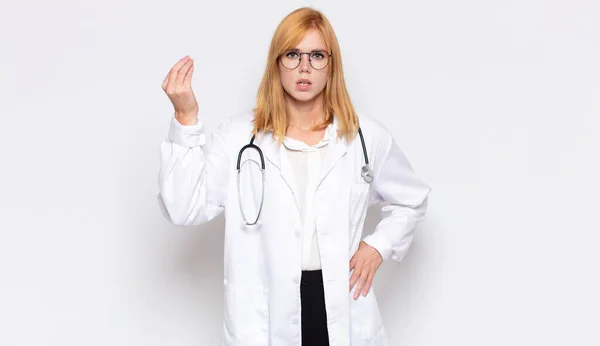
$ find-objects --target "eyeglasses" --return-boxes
[279,50,332,70]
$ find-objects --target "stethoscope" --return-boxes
[236,127,373,225]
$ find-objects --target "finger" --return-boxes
[362,272,374,296]
[171,55,190,73]
[173,58,192,88]
[162,72,169,90]
[177,59,193,86]
[162,58,180,90]
[183,61,194,87]
[353,274,365,300]
[349,269,360,291]
[167,56,191,90]
[349,256,356,270]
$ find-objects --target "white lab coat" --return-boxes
[157,110,431,346]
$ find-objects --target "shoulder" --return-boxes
[205,110,255,154]
[355,111,394,148]
[228,110,255,128]
[211,109,255,138]
[353,111,413,172]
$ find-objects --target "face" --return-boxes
[278,29,330,105]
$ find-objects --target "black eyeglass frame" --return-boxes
[279,50,333,70]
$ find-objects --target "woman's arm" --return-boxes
[157,114,231,226]
[361,130,432,262]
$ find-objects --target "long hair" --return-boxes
[252,7,358,143]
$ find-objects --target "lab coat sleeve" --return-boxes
[361,131,432,262]
[157,114,231,226]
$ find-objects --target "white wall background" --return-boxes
[1,0,599,345]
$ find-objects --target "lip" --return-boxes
[296,79,312,84]
[296,79,312,91]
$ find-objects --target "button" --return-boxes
[293,276,300,284]
[291,316,300,324]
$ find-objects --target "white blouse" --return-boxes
[281,123,334,271]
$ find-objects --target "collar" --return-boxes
[253,113,347,189]
[281,121,334,152]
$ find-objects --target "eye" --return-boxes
[285,51,299,59]
[311,51,326,59]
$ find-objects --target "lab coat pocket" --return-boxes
[349,183,371,226]
[349,288,385,344]
[223,281,269,344]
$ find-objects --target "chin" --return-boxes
[286,89,324,104]
[293,93,317,103]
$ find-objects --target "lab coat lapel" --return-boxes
[255,131,281,171]
[316,115,347,190]
[255,131,301,215]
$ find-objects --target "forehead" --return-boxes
[292,29,327,51]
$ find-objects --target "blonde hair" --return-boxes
[252,7,358,143]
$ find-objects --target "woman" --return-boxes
[158,7,431,346]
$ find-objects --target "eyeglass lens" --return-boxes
[280,50,330,70]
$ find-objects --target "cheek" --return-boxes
[313,71,329,90]
[278,69,294,89]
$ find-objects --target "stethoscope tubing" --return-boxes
[236,127,371,225]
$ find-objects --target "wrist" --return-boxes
[175,111,198,126]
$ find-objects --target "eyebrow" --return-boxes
[289,47,327,52]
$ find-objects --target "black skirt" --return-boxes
[300,269,330,346]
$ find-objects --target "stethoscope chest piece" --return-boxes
[361,165,374,183]
[357,127,373,184]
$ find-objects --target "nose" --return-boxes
[298,53,311,72]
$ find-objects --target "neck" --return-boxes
[284,92,326,130]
